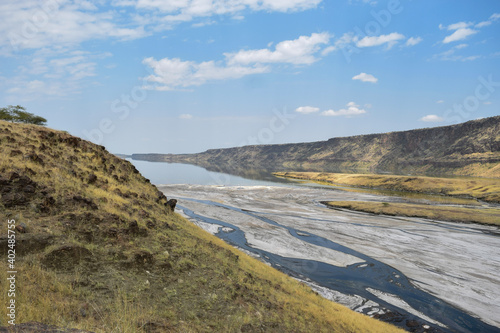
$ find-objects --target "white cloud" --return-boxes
[179,114,193,119]
[443,28,478,44]
[295,106,319,114]
[321,45,336,56]
[483,101,492,105]
[441,14,500,41]
[420,114,444,122]
[436,100,444,104]
[463,55,480,61]
[445,22,473,30]
[321,102,366,117]
[0,0,324,55]
[143,57,268,90]
[439,15,500,44]
[192,20,217,28]
[405,37,422,47]
[225,32,331,65]
[475,13,500,28]
[7,78,80,99]
[433,43,480,62]
[0,0,326,98]
[48,55,98,80]
[251,0,323,12]
[352,72,378,83]
[116,0,322,27]
[475,21,492,28]
[134,0,323,13]
[6,49,109,97]
[0,0,146,55]
[143,33,333,90]
[490,13,500,20]
[349,0,377,5]
[330,31,409,52]
[333,32,356,49]
[356,32,405,49]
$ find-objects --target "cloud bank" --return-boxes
[143,32,332,90]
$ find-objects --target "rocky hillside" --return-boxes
[0,120,401,332]
[132,116,500,178]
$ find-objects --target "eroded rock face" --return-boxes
[127,221,148,236]
[134,250,154,266]
[166,199,177,211]
[0,322,94,332]
[71,196,98,210]
[61,136,82,148]
[0,173,38,208]
[25,153,45,165]
[0,234,55,256]
[42,245,93,270]
[87,173,97,185]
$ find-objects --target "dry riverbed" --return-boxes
[160,184,500,331]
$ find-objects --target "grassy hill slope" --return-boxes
[0,120,402,332]
[132,116,500,178]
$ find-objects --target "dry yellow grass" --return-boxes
[323,201,500,226]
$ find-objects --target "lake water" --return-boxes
[129,160,484,206]
[129,159,291,186]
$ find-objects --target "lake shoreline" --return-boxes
[274,171,500,204]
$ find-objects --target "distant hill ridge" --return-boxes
[132,116,500,178]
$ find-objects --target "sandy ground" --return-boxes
[160,184,500,328]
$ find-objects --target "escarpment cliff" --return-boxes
[132,116,500,178]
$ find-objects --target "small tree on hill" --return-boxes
[0,105,47,126]
[0,108,14,122]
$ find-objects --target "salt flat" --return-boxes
[160,184,500,329]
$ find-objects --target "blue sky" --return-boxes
[1,0,499,154]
